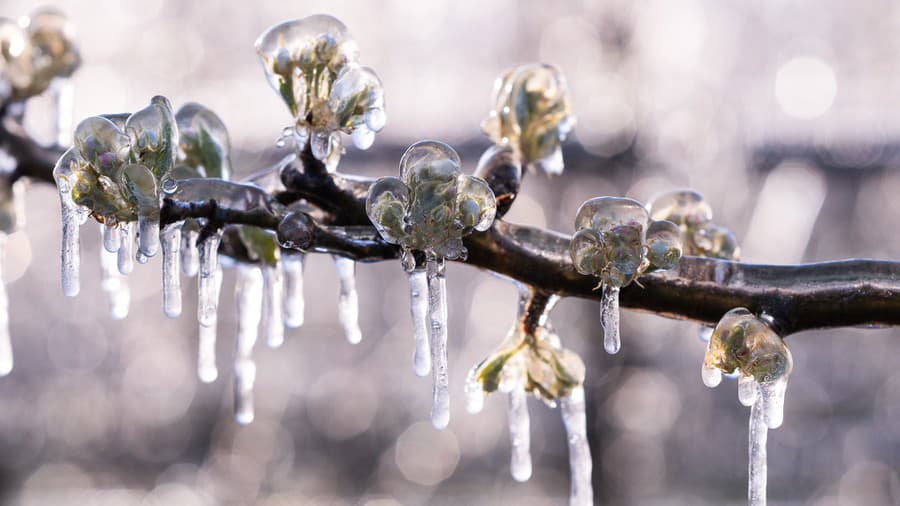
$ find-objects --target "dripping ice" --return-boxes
[261,262,285,348]
[600,284,620,354]
[561,387,593,506]
[426,257,450,429]
[333,255,362,344]
[197,267,222,384]
[161,223,183,317]
[197,231,223,328]
[507,386,532,482]
[99,226,130,320]
[407,269,431,377]
[234,264,263,424]
[282,252,305,328]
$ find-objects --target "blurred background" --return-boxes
[3,0,900,504]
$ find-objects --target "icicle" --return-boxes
[332,255,362,344]
[738,373,759,407]
[58,184,81,297]
[701,362,723,388]
[748,399,768,506]
[758,378,788,430]
[600,284,620,354]
[0,234,12,376]
[561,387,593,506]
[181,225,200,277]
[426,256,450,429]
[117,222,134,275]
[261,263,285,348]
[99,227,130,320]
[464,367,484,414]
[508,386,532,482]
[234,264,263,424]
[161,222,182,318]
[137,212,160,259]
[282,252,305,328]
[698,325,713,342]
[408,269,431,377]
[197,230,223,328]
[52,78,75,146]
[102,223,120,252]
[197,267,223,384]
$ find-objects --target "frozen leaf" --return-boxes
[175,102,232,180]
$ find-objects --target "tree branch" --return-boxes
[5,119,900,337]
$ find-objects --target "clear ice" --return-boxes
[282,252,305,328]
[181,225,200,277]
[561,387,594,506]
[234,264,263,424]
[427,257,450,429]
[407,269,431,377]
[748,398,767,506]
[508,386,532,482]
[99,227,130,320]
[54,156,82,297]
[261,263,285,348]
[600,284,620,354]
[333,255,362,344]
[464,367,484,414]
[117,222,134,275]
[197,267,222,384]
[197,230,223,328]
[161,222,182,318]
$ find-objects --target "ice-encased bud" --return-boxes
[646,219,682,271]
[481,63,575,174]
[255,16,383,165]
[0,8,80,101]
[692,223,741,261]
[175,102,232,180]
[571,196,649,287]
[702,308,793,385]
[365,140,496,261]
[126,96,178,179]
[647,189,712,228]
[255,15,359,119]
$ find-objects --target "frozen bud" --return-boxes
[703,308,792,384]
[647,189,713,228]
[571,196,649,287]
[692,223,741,261]
[646,219,683,271]
[175,102,232,180]
[126,96,178,179]
[481,63,575,174]
[277,211,315,251]
[0,8,80,100]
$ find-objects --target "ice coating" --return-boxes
[254,15,385,163]
[508,386,532,482]
[282,252,305,328]
[366,140,497,262]
[102,222,119,252]
[197,267,222,384]
[427,257,450,429]
[234,264,263,424]
[0,8,80,101]
[561,387,594,506]
[52,148,84,296]
[647,189,741,261]
[333,255,362,344]
[261,263,285,348]
[197,230,223,328]
[407,269,431,376]
[0,234,11,375]
[481,63,575,174]
[701,308,792,506]
[99,228,130,320]
[175,102,232,180]
[161,222,182,318]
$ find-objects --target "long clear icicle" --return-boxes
[137,211,160,260]
[282,252,305,328]
[261,263,285,348]
[561,387,594,506]
[0,234,12,376]
[600,284,620,354]
[197,267,222,384]
[181,225,200,277]
[117,222,134,275]
[748,399,768,506]
[58,181,81,297]
[99,227,130,320]
[427,257,450,429]
[408,269,431,377]
[234,264,263,424]
[161,223,182,318]
[198,231,223,328]
[333,255,362,344]
[508,386,532,482]
[102,223,120,253]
